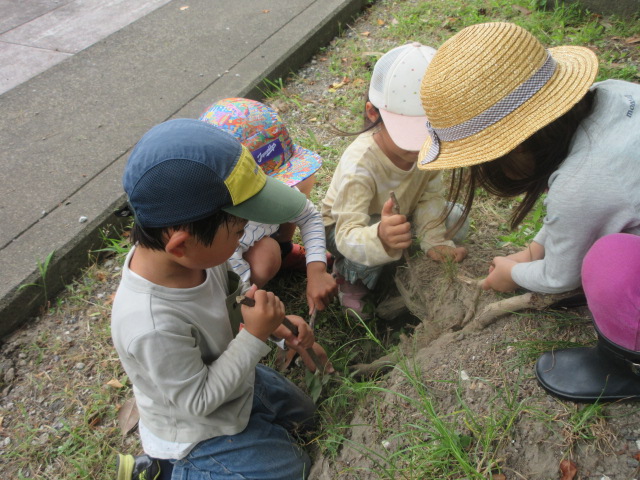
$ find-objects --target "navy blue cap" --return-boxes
[123,119,306,228]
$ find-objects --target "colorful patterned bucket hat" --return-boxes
[199,98,322,187]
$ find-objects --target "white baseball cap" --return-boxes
[369,42,436,151]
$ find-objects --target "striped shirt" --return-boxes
[229,198,327,282]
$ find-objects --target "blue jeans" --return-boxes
[170,365,316,480]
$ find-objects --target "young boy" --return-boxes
[112,119,317,480]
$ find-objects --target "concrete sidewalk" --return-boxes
[0,0,368,337]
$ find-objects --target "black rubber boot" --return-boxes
[535,336,640,402]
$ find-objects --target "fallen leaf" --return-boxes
[88,413,103,428]
[262,9,270,14]
[492,474,506,480]
[329,80,346,90]
[270,98,289,113]
[559,459,577,480]
[118,397,140,437]
[179,5,189,11]
[104,292,116,306]
[391,18,399,25]
[106,378,124,389]
[513,5,532,15]
[377,19,385,26]
[361,31,371,37]
[634,451,640,461]
[441,17,459,29]
[625,36,640,44]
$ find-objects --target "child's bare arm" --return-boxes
[503,241,545,264]
[305,262,337,313]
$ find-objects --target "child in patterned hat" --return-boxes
[200,98,337,315]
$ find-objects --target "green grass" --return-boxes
[18,250,56,308]
[315,355,531,478]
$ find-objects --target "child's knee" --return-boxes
[295,175,316,198]
[245,237,281,286]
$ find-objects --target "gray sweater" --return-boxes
[511,79,640,293]
[111,247,270,445]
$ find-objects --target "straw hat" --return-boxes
[417,22,598,170]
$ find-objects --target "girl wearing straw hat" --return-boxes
[418,22,640,402]
[321,42,468,319]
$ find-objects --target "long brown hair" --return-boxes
[448,89,596,231]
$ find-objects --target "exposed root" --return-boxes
[462,289,584,332]
[348,353,397,379]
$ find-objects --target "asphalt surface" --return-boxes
[0,0,369,337]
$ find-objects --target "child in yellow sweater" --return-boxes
[321,42,468,318]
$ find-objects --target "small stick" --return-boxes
[308,308,317,331]
[236,295,325,373]
[390,191,411,264]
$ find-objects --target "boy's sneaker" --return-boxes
[280,243,308,271]
[116,454,161,480]
[280,244,335,272]
[334,270,372,320]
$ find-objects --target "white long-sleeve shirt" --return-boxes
[111,247,270,455]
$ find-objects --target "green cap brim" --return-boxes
[223,176,306,224]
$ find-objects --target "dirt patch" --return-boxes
[308,236,640,479]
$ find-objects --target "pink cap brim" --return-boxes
[379,109,429,152]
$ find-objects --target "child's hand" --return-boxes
[482,257,519,292]
[273,315,314,349]
[427,245,468,263]
[288,341,336,374]
[378,198,412,251]
[306,262,338,313]
[241,285,285,342]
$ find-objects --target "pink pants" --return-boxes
[582,233,640,351]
